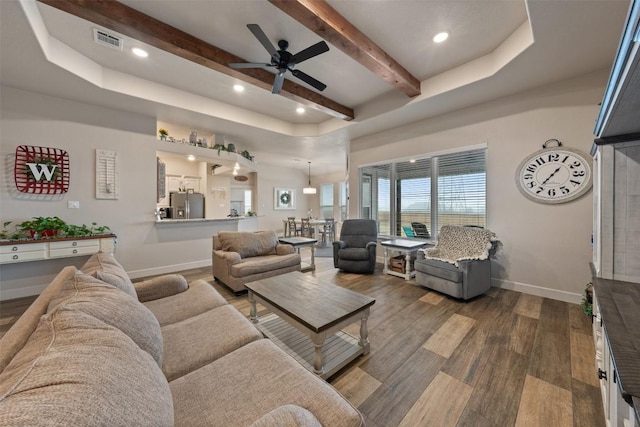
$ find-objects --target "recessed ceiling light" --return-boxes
[187,155,196,161]
[410,159,416,163]
[433,32,449,43]
[233,84,245,93]
[296,107,305,114]
[131,47,149,58]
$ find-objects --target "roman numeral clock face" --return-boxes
[515,147,592,204]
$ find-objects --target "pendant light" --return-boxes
[303,161,317,194]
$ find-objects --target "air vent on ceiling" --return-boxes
[93,28,123,51]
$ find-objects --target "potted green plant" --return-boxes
[212,143,227,155]
[17,216,68,239]
[158,128,169,140]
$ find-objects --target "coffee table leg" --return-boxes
[360,308,371,354]
[312,335,325,375]
[248,291,258,323]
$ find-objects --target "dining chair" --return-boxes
[319,218,335,245]
[300,218,314,238]
[287,217,301,237]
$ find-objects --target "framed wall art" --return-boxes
[14,145,70,194]
[274,188,295,210]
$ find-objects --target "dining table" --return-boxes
[282,219,335,241]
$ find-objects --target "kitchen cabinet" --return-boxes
[0,235,116,265]
[592,281,639,427]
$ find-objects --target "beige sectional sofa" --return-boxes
[0,252,363,426]
[213,230,301,294]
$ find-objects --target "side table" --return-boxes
[279,236,317,272]
[380,239,431,280]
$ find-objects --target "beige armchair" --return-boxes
[212,230,301,294]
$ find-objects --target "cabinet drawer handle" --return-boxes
[72,249,78,254]
[598,368,607,380]
[12,246,18,252]
[72,242,78,247]
[12,254,18,260]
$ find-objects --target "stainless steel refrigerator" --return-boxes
[170,191,205,219]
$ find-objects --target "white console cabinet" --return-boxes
[592,283,640,427]
[0,235,116,264]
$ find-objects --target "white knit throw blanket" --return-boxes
[423,226,498,267]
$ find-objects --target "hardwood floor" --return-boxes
[0,257,604,426]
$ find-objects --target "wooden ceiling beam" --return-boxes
[37,0,354,121]
[269,0,421,98]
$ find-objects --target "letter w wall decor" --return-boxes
[14,145,70,194]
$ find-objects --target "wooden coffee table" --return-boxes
[246,271,375,379]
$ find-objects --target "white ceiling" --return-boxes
[0,0,631,175]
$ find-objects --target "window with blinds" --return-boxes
[339,181,347,221]
[437,149,486,228]
[320,183,334,219]
[396,158,431,237]
[359,147,486,238]
[360,164,390,234]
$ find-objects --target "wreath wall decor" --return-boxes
[274,188,295,210]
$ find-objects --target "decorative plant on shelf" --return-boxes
[0,221,24,240]
[240,150,254,161]
[212,143,227,155]
[580,282,593,317]
[158,128,169,140]
[17,216,68,239]
[247,211,257,217]
[3,217,113,241]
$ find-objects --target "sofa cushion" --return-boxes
[47,271,163,366]
[230,253,301,278]
[134,273,189,302]
[218,231,278,258]
[162,305,263,381]
[249,405,322,427]
[144,279,228,326]
[0,309,173,426]
[170,339,363,427]
[80,252,137,299]
[415,258,462,283]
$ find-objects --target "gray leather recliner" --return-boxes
[333,219,378,274]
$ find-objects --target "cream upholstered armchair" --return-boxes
[414,225,499,300]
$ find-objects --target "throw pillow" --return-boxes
[80,251,137,298]
[218,231,277,258]
[0,310,173,426]
[47,271,163,366]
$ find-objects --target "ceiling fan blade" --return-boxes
[247,24,279,61]
[272,71,286,94]
[291,41,329,64]
[291,69,327,91]
[229,62,271,69]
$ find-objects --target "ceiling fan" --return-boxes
[229,24,329,94]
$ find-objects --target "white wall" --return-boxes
[350,71,608,303]
[0,87,310,299]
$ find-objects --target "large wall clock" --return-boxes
[515,139,592,204]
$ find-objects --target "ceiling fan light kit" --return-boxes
[229,24,329,95]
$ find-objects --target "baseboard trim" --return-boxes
[126,259,211,280]
[1,283,49,301]
[491,278,582,304]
